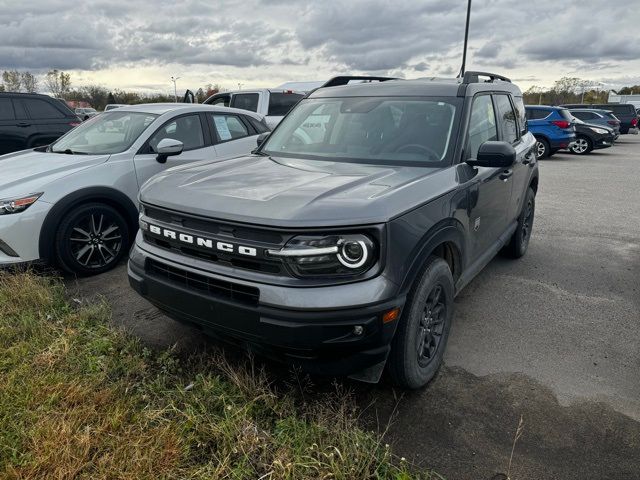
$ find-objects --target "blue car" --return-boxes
[525,105,576,159]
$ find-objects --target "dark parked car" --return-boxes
[525,105,576,158]
[129,72,539,389]
[569,108,620,138]
[562,103,638,134]
[0,93,81,155]
[568,119,615,155]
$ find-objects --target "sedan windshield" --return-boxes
[262,97,461,165]
[51,111,158,155]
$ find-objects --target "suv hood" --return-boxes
[0,149,110,199]
[140,155,456,227]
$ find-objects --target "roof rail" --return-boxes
[319,75,400,89]
[462,71,511,84]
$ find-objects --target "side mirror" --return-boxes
[467,141,516,168]
[256,132,269,148]
[155,138,184,164]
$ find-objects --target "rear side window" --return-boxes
[211,114,249,141]
[24,98,66,119]
[0,98,15,120]
[494,94,518,143]
[467,95,498,159]
[526,108,549,120]
[267,92,303,116]
[230,93,259,112]
[571,111,592,120]
[512,96,527,134]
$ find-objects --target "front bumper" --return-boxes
[593,133,615,150]
[128,239,405,375]
[0,201,51,265]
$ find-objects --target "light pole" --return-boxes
[237,82,244,90]
[170,76,181,103]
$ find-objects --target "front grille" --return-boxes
[147,260,260,306]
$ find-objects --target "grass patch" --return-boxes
[0,272,438,479]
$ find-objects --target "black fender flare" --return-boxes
[38,187,138,263]
[398,219,467,295]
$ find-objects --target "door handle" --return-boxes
[522,148,536,165]
[17,122,31,127]
[500,169,513,181]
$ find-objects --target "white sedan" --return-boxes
[0,103,269,275]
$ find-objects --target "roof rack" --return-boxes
[461,71,511,84]
[319,75,400,89]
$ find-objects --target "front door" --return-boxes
[133,113,216,187]
[464,94,512,261]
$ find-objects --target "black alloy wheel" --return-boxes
[56,203,129,275]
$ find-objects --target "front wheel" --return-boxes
[55,203,130,275]
[570,135,592,155]
[387,256,454,389]
[503,188,535,258]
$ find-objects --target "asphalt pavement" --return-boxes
[67,135,640,480]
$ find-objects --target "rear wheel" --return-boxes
[387,256,454,389]
[503,188,535,258]
[55,203,129,275]
[535,138,550,159]
[570,135,592,155]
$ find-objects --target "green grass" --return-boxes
[0,272,438,479]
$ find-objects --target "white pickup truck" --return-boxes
[202,89,305,129]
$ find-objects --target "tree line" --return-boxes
[0,69,221,110]
[523,77,640,106]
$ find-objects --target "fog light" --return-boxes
[353,325,364,336]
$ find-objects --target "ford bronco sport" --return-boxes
[128,72,539,389]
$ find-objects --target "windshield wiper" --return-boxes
[51,149,88,155]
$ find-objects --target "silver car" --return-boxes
[0,103,268,275]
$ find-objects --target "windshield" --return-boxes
[262,97,461,165]
[50,111,158,155]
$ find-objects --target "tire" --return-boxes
[570,135,592,155]
[55,203,130,275]
[387,256,454,389]
[535,138,550,159]
[503,188,535,259]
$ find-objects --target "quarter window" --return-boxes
[211,114,249,141]
[467,95,498,160]
[494,94,518,143]
[148,114,205,153]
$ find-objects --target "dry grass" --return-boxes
[0,272,437,479]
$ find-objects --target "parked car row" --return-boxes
[524,102,637,158]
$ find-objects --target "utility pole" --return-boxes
[458,0,472,77]
[237,82,244,90]
[170,76,181,103]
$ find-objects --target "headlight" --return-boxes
[0,193,42,215]
[590,127,608,135]
[268,233,376,277]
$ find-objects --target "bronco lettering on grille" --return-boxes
[148,224,257,257]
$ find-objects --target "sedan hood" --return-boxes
[140,155,456,227]
[0,149,109,199]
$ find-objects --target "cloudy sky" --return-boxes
[1,0,638,95]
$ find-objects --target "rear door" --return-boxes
[207,112,259,158]
[133,112,217,186]
[0,97,28,154]
[465,94,512,260]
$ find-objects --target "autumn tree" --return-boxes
[45,69,72,98]
[2,70,21,92]
[20,72,38,93]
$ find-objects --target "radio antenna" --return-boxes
[458,0,472,77]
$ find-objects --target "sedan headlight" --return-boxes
[268,234,376,277]
[0,193,42,215]
[589,127,608,135]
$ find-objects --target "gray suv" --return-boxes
[129,72,539,389]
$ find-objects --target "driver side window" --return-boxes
[467,95,497,160]
[148,114,205,153]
